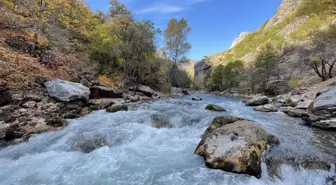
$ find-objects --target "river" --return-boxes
[0,93,335,185]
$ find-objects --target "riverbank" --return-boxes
[0,79,171,147]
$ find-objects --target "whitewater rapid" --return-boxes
[0,93,335,185]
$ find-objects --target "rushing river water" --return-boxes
[0,93,335,185]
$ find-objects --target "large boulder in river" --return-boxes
[89,86,123,99]
[312,85,336,118]
[195,116,279,178]
[244,96,269,106]
[205,104,226,112]
[0,86,11,107]
[44,80,90,102]
[151,114,173,129]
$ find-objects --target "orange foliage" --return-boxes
[98,75,117,89]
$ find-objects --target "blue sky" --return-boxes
[85,0,282,61]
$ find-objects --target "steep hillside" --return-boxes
[209,0,336,66]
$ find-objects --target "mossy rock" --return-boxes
[205,104,226,112]
[106,104,128,113]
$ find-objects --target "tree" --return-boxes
[303,25,336,81]
[222,60,244,89]
[211,64,225,90]
[164,18,191,86]
[254,43,279,93]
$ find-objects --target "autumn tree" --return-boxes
[164,18,191,87]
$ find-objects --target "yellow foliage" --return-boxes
[99,75,117,89]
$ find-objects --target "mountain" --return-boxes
[208,0,336,66]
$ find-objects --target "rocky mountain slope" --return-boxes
[209,0,336,66]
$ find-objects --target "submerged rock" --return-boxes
[44,80,90,102]
[151,114,173,129]
[71,135,109,153]
[195,116,279,178]
[244,96,269,106]
[106,104,128,113]
[254,104,278,112]
[205,104,226,111]
[179,101,192,105]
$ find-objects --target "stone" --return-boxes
[89,98,120,110]
[281,107,308,118]
[310,118,336,130]
[195,116,279,178]
[285,95,302,107]
[23,124,57,141]
[106,104,128,113]
[192,96,202,101]
[296,99,313,109]
[46,117,67,127]
[89,86,123,99]
[312,85,336,117]
[151,114,173,129]
[253,104,278,112]
[44,80,90,102]
[0,124,10,140]
[0,85,11,107]
[244,96,269,106]
[137,85,155,97]
[205,104,226,111]
[22,101,36,108]
[182,89,190,95]
[71,135,109,153]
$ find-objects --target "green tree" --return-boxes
[222,60,244,89]
[211,64,225,90]
[254,43,279,93]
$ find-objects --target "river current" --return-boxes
[0,93,335,185]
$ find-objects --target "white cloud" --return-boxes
[137,5,185,14]
[137,0,210,14]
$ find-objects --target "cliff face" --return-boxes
[208,0,336,66]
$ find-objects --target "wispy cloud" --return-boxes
[137,0,210,14]
[137,5,185,14]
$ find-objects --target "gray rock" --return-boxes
[44,80,90,102]
[205,104,226,111]
[195,116,278,178]
[286,95,302,107]
[22,101,36,108]
[151,114,173,129]
[296,99,313,109]
[311,118,336,130]
[254,104,278,112]
[89,86,123,99]
[244,96,269,106]
[192,96,202,101]
[282,107,308,118]
[313,85,336,117]
[137,85,155,97]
